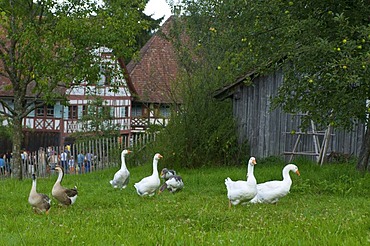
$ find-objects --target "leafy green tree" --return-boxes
[0,0,151,180]
[180,0,370,171]
[72,96,121,140]
[123,12,163,64]
[138,15,248,168]
[0,114,12,144]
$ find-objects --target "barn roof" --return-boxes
[126,16,180,104]
[213,71,257,100]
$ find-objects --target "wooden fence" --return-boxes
[0,133,156,179]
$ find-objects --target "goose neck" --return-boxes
[152,159,159,176]
[31,179,37,193]
[120,153,127,169]
[56,170,64,183]
[247,163,255,176]
[282,168,292,183]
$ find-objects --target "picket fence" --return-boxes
[0,133,156,179]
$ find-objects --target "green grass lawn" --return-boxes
[1,158,369,245]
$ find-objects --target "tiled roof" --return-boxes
[126,16,180,104]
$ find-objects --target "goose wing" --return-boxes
[65,187,78,197]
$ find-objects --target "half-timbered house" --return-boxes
[1,16,183,151]
[0,47,135,151]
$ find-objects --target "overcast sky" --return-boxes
[144,0,172,24]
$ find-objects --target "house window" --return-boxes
[68,105,78,119]
[121,106,129,118]
[160,105,170,117]
[36,107,44,117]
[95,106,113,118]
[36,105,54,117]
[125,106,129,117]
[132,105,142,117]
[46,105,54,117]
[83,105,88,116]
[102,106,112,117]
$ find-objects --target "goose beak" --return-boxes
[252,159,257,165]
[158,154,163,159]
[296,170,300,176]
[127,150,132,154]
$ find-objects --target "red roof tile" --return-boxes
[126,16,180,104]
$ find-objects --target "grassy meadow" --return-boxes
[1,157,369,245]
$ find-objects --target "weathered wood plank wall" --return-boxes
[231,69,365,160]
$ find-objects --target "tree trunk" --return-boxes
[357,123,370,172]
[13,116,24,180]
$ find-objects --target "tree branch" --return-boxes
[0,98,15,116]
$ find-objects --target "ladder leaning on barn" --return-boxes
[284,120,333,166]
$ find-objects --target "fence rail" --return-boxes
[0,133,156,179]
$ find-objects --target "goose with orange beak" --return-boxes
[134,153,163,196]
[110,149,132,189]
[250,164,300,204]
[225,157,258,208]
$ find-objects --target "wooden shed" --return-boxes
[214,69,365,162]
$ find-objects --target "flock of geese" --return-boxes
[225,157,300,208]
[28,151,299,214]
[109,151,184,196]
[28,150,184,214]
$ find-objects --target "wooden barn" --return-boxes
[214,69,365,163]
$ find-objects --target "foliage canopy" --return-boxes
[0,0,156,179]
[174,0,370,171]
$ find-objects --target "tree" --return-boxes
[180,0,370,172]
[0,0,152,180]
[123,11,163,64]
[72,96,121,140]
[133,13,248,168]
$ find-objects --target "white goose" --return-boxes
[225,157,257,208]
[158,175,184,194]
[110,149,131,189]
[134,153,163,196]
[250,164,300,204]
[28,173,51,214]
[52,166,78,206]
